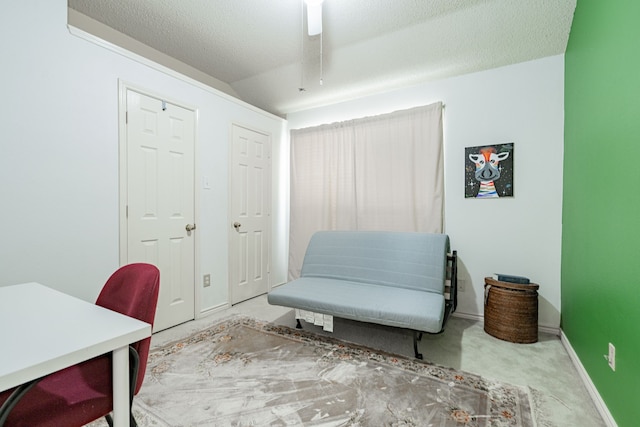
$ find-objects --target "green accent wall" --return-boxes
[563,1,640,425]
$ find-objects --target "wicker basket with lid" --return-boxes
[484,277,539,343]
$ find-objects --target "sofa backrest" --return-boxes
[300,231,450,294]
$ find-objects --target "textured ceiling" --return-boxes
[68,0,576,117]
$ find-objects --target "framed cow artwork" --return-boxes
[465,143,514,198]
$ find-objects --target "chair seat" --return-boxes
[0,356,113,427]
[0,263,160,427]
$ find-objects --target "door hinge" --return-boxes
[125,111,128,124]
[126,205,128,218]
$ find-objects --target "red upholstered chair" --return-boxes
[0,263,160,427]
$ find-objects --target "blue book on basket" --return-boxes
[492,273,530,284]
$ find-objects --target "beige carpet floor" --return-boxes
[90,316,537,426]
[87,295,606,426]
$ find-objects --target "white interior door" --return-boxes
[229,124,271,304]
[124,88,196,331]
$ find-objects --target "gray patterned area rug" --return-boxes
[92,316,536,427]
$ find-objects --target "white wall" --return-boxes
[0,1,287,313]
[287,56,564,328]
[0,1,563,328]
[67,8,241,101]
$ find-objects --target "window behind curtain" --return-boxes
[288,102,444,280]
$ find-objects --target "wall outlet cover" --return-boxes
[608,342,615,371]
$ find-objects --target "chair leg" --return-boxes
[128,346,140,404]
[0,378,42,426]
[104,413,139,427]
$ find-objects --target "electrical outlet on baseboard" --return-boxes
[608,342,616,371]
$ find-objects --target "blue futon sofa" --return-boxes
[267,230,457,358]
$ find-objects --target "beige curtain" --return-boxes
[288,102,444,280]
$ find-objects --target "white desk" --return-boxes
[0,282,151,426]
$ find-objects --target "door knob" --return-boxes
[233,222,241,231]
[186,224,196,232]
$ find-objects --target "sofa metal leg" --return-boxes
[412,331,423,359]
[296,319,302,329]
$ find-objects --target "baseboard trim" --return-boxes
[453,312,616,425]
[560,331,618,427]
[451,312,560,336]
[451,311,482,322]
[270,282,287,290]
[198,302,230,318]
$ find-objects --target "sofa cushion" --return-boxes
[267,277,446,333]
[300,231,449,294]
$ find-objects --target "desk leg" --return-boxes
[112,345,129,427]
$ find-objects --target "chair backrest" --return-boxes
[96,263,160,394]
